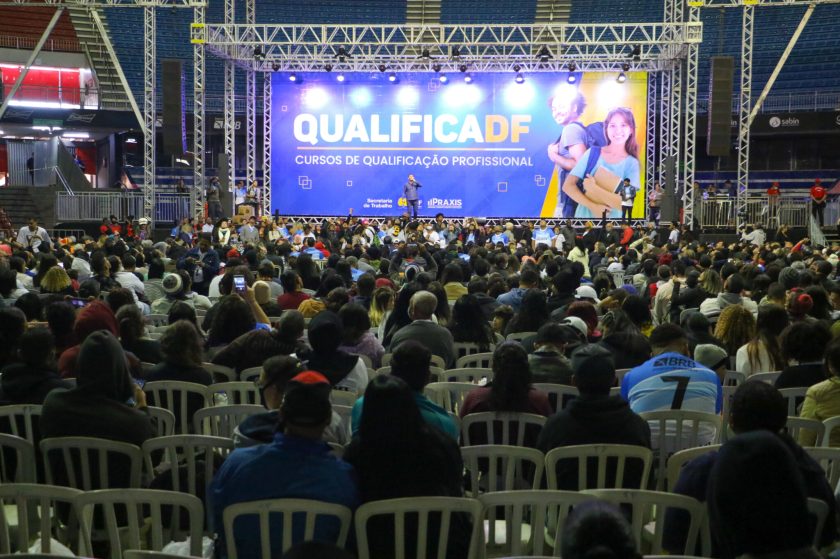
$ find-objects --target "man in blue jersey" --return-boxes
[532,219,555,250]
[621,323,722,416]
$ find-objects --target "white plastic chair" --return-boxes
[203,363,236,383]
[240,366,263,383]
[478,490,596,557]
[639,410,722,490]
[0,483,83,555]
[749,371,781,384]
[0,433,35,483]
[330,390,359,407]
[546,444,653,491]
[332,405,353,442]
[533,383,579,414]
[456,352,493,369]
[821,416,840,447]
[0,404,42,444]
[665,445,721,492]
[453,342,494,359]
[804,447,840,490]
[722,370,746,387]
[40,436,143,490]
[807,498,829,548]
[147,406,176,438]
[193,405,264,438]
[146,314,169,327]
[208,382,261,406]
[785,417,825,443]
[506,331,537,343]
[778,387,808,417]
[144,381,211,434]
[424,382,479,415]
[382,353,446,369]
[583,489,706,556]
[142,435,234,498]
[124,552,196,559]
[461,445,544,494]
[355,497,483,559]
[353,354,373,369]
[223,498,352,559]
[75,488,204,559]
[461,412,546,447]
[442,368,493,384]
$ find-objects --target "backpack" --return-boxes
[576,146,603,196]
[558,122,608,218]
[571,121,608,149]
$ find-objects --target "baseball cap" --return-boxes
[561,316,588,340]
[162,272,183,295]
[280,371,333,427]
[574,285,601,304]
[570,344,615,377]
[694,344,728,371]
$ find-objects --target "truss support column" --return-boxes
[658,69,672,187]
[245,0,256,213]
[670,62,683,216]
[262,74,272,217]
[0,7,65,120]
[192,4,206,220]
[143,5,155,224]
[223,0,235,214]
[683,4,700,227]
[646,71,658,224]
[736,5,753,230]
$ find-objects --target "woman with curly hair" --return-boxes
[714,305,756,358]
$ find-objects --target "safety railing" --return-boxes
[56,191,191,223]
[697,90,840,114]
[697,193,809,229]
[0,33,81,53]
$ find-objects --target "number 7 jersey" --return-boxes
[621,352,723,415]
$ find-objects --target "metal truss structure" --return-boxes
[261,74,272,217]
[645,72,658,224]
[192,2,205,219]
[143,5,155,223]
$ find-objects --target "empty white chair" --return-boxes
[142,435,234,498]
[461,445,544,494]
[456,352,493,369]
[785,417,824,444]
[583,489,706,556]
[223,498,352,559]
[355,497,483,559]
[749,371,781,384]
[821,416,840,447]
[424,382,478,415]
[124,552,192,559]
[41,436,143,490]
[208,382,261,406]
[0,483,83,555]
[461,412,546,447]
[240,366,263,383]
[723,371,746,387]
[203,363,236,383]
[144,381,211,434]
[193,405,264,438]
[354,354,373,369]
[546,444,653,491]
[479,490,596,557]
[332,405,353,441]
[0,404,42,444]
[0,433,35,483]
[442,368,493,384]
[75,488,204,559]
[665,445,721,492]
[147,406,176,438]
[453,342,494,360]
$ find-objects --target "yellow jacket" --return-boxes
[444,282,468,301]
[799,377,840,447]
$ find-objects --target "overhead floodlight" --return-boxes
[622,62,631,72]
[289,73,298,82]
[459,64,468,73]
[616,72,627,83]
[631,45,641,61]
[421,48,431,59]
[439,74,448,84]
[432,63,442,73]
[253,46,265,61]
[537,46,552,62]
[271,63,280,72]
[378,64,387,73]
[337,47,349,62]
[336,72,345,82]
[514,73,525,84]
[324,63,333,72]
[388,72,397,82]
[464,73,473,84]
[451,45,461,59]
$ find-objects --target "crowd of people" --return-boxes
[1,208,840,558]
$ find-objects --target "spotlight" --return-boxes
[631,45,641,61]
[514,72,525,84]
[388,72,397,82]
[464,73,473,84]
[567,74,577,84]
[337,47,349,62]
[622,62,631,72]
[253,46,265,61]
[616,72,627,83]
[566,62,577,84]
[513,64,522,73]
[439,73,448,84]
[288,73,298,82]
[271,63,280,72]
[451,45,461,59]
[459,64,468,73]
[537,45,552,62]
[421,48,431,59]
[378,64,387,73]
[336,72,345,82]
[432,63,442,73]
[324,63,333,72]
[567,62,576,72]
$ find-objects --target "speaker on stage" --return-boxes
[707,56,734,157]
[162,59,186,157]
[660,155,679,223]
[217,153,233,217]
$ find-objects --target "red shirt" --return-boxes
[811,185,827,202]
[277,291,310,310]
[767,185,780,197]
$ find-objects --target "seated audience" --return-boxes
[713,304,755,358]
[699,273,757,319]
[735,304,788,376]
[337,303,385,369]
[0,327,72,404]
[276,270,310,310]
[775,321,831,389]
[388,290,456,368]
[799,336,840,446]
[561,501,641,559]
[117,305,163,365]
[528,322,575,384]
[301,311,368,393]
[448,294,496,351]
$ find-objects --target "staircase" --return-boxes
[535,0,571,22]
[406,0,441,23]
[66,6,127,110]
[0,188,43,233]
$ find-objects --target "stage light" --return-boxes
[513,64,522,73]
[388,72,397,82]
[459,64,468,73]
[303,87,330,109]
[622,62,631,72]
[396,85,420,108]
[271,63,280,72]
[464,73,473,84]
[515,73,525,84]
[566,62,577,84]
[439,74,448,84]
[537,46,552,62]
[324,63,333,72]
[253,46,264,61]
[288,73,298,82]
[337,47,349,62]
[336,72,345,82]
[616,72,626,83]
[350,87,372,107]
[631,45,641,61]
[432,63,442,73]
[378,64,387,73]
[451,45,461,59]
[421,48,431,59]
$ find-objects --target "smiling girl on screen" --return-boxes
[561,107,641,219]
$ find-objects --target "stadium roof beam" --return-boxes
[688,0,840,6]
[0,0,203,6]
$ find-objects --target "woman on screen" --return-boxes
[561,107,640,220]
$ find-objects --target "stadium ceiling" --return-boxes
[195,23,703,73]
[0,0,203,5]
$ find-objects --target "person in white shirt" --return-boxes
[423,224,440,246]
[111,257,145,300]
[532,220,555,250]
[741,224,766,247]
[9,257,33,289]
[668,223,680,244]
[15,218,51,252]
[201,217,215,234]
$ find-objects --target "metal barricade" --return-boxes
[700,194,809,229]
[56,192,191,223]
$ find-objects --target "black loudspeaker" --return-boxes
[162,59,186,157]
[707,56,734,157]
[217,153,233,216]
[660,155,679,222]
